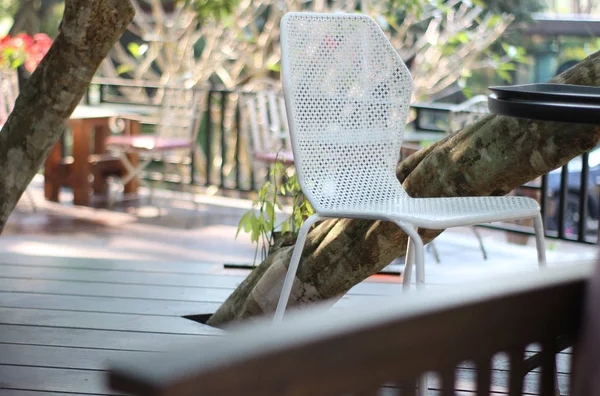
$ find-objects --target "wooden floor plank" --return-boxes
[0,325,213,350]
[0,390,93,396]
[0,265,403,297]
[0,264,246,289]
[0,292,221,317]
[0,365,116,395]
[0,254,220,273]
[0,344,156,371]
[0,307,221,335]
[0,278,231,303]
[0,278,392,305]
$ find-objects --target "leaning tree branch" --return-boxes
[208,49,600,327]
[0,0,135,233]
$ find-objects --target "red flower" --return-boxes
[0,33,52,72]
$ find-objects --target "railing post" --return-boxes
[220,91,228,188]
[578,152,590,242]
[234,93,242,190]
[205,89,213,186]
[558,164,569,239]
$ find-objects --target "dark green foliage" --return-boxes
[179,0,240,23]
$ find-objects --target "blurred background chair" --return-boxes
[105,85,206,209]
[241,87,294,185]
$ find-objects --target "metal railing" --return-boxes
[87,79,599,244]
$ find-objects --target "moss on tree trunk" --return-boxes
[208,50,600,327]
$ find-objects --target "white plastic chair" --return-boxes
[275,12,546,322]
[105,85,205,206]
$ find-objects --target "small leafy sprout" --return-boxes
[236,150,315,266]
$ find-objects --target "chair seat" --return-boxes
[320,195,540,229]
[254,150,295,165]
[106,135,192,152]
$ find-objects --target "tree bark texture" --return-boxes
[208,50,600,327]
[0,0,135,233]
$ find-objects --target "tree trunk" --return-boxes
[0,0,135,233]
[208,50,600,327]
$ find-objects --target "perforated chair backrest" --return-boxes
[242,90,291,156]
[0,69,19,125]
[155,86,205,144]
[280,13,413,213]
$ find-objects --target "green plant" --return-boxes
[236,156,314,265]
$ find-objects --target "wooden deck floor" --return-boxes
[0,253,574,395]
[1,180,587,395]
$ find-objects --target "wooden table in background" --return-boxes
[44,106,140,206]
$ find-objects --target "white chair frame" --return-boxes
[275,13,546,324]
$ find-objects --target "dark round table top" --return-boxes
[487,83,600,124]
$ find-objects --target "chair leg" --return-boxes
[108,152,151,209]
[273,214,324,323]
[395,223,425,289]
[403,237,414,291]
[418,372,429,396]
[533,213,547,268]
[427,241,441,264]
[117,152,151,187]
[470,226,488,260]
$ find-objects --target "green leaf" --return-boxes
[498,62,516,71]
[505,45,518,59]
[9,58,21,68]
[272,162,284,175]
[116,64,133,75]
[280,221,290,234]
[250,216,260,242]
[235,211,252,238]
[497,69,513,83]
[127,42,141,58]
[294,210,303,229]
[267,62,280,72]
[244,213,255,233]
[258,182,270,200]
[265,201,276,227]
[456,32,469,44]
